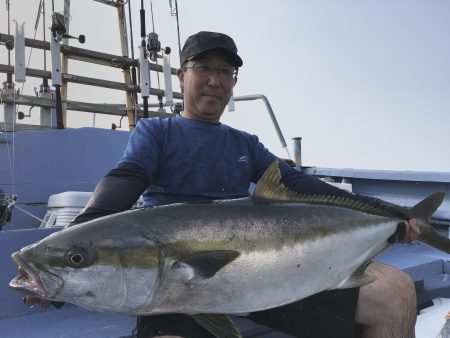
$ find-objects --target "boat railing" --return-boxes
[0,32,180,122]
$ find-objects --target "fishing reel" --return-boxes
[0,188,16,230]
[0,36,14,51]
[173,102,183,115]
[17,107,34,120]
[51,13,66,41]
[51,12,85,44]
[146,32,171,61]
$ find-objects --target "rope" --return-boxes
[14,205,44,223]
[2,0,18,215]
[11,85,16,196]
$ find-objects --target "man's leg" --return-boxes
[249,287,360,337]
[355,262,416,338]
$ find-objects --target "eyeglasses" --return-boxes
[184,62,238,80]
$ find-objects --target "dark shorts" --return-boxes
[133,288,360,338]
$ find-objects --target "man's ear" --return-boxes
[176,68,185,92]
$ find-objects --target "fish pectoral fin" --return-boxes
[191,314,242,338]
[178,250,240,279]
[337,270,377,289]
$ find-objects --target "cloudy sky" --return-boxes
[1,0,449,172]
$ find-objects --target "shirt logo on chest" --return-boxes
[238,156,249,163]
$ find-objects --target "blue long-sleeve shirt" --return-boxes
[74,115,389,223]
[119,115,287,206]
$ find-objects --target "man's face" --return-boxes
[177,52,237,123]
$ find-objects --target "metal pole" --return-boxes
[234,94,292,160]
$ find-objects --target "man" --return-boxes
[25,31,419,338]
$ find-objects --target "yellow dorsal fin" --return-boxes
[252,160,300,201]
[252,160,403,218]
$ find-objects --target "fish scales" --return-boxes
[48,199,396,315]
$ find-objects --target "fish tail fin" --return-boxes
[410,192,450,254]
[410,192,446,221]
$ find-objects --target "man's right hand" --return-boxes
[23,295,52,308]
[18,266,61,309]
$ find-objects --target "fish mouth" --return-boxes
[9,251,62,299]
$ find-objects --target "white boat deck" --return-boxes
[416,298,450,338]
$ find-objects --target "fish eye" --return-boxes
[70,253,84,266]
[66,249,90,267]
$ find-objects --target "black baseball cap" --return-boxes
[180,31,243,67]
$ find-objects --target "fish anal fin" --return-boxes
[178,250,240,279]
[191,314,242,338]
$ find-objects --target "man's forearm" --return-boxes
[71,163,149,225]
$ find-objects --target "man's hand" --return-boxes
[18,266,57,309]
[23,295,52,308]
[398,218,420,243]
[281,158,296,167]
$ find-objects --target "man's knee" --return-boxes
[356,262,416,326]
[368,263,415,310]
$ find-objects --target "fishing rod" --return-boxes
[5,0,13,84]
[36,1,51,106]
[139,0,174,116]
[139,0,149,118]
[6,0,11,66]
[49,6,85,129]
[174,0,181,63]
[50,12,66,129]
[127,0,139,124]
[147,1,174,111]
[168,0,182,64]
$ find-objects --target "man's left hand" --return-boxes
[399,218,420,243]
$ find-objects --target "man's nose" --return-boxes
[206,70,222,87]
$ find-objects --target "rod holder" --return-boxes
[162,54,173,105]
[292,137,302,171]
[14,21,26,83]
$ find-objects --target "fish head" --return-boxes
[10,221,163,313]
